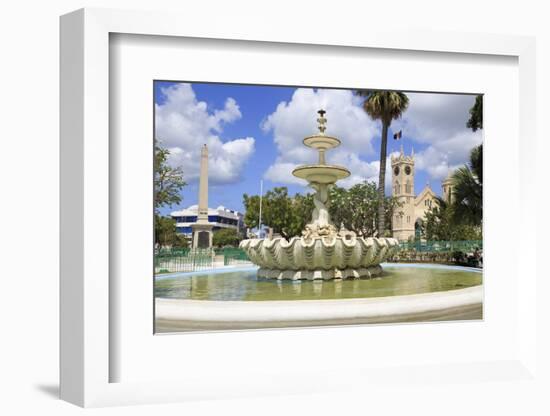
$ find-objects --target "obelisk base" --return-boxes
[191,222,213,249]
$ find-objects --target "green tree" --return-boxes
[424,197,453,240]
[424,197,481,241]
[242,187,314,239]
[154,141,186,213]
[467,95,483,132]
[356,91,409,236]
[451,144,482,226]
[329,181,402,237]
[289,192,315,236]
[242,183,400,239]
[212,228,241,247]
[242,193,261,231]
[154,141,187,248]
[155,215,188,248]
[262,187,293,237]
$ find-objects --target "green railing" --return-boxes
[398,240,482,253]
[391,240,483,267]
[156,247,192,256]
[154,247,250,274]
[155,248,212,273]
[154,241,483,273]
[222,248,250,266]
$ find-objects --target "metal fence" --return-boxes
[154,241,483,273]
[154,247,251,274]
[398,240,482,253]
[155,249,213,273]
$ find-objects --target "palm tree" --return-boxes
[467,95,483,132]
[356,90,409,236]
[452,144,482,226]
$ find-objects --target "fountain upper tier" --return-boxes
[292,110,351,183]
[302,134,341,151]
[292,164,350,184]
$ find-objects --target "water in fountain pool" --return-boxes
[155,265,482,302]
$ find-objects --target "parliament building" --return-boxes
[391,147,454,241]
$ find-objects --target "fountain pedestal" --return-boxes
[240,110,399,280]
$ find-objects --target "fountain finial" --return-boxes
[317,109,327,135]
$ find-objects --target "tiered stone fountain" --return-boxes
[240,110,399,280]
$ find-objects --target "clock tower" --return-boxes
[391,146,415,241]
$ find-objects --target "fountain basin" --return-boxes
[292,164,350,183]
[240,236,400,280]
[154,264,483,332]
[303,134,341,150]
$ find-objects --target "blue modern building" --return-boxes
[171,204,245,240]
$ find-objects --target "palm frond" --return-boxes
[451,166,482,226]
[466,95,483,132]
[470,144,482,184]
[355,90,409,123]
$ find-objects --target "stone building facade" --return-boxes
[391,147,453,241]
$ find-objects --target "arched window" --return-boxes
[405,181,411,193]
[395,181,400,195]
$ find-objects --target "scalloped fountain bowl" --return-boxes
[239,236,400,280]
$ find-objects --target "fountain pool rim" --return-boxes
[155,263,483,328]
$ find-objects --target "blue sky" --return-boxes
[155,81,482,216]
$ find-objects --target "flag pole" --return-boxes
[258,179,263,236]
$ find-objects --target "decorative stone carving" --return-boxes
[240,236,399,280]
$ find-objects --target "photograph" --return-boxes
[1,0,545,411]
[153,81,484,333]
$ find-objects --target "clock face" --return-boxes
[393,166,400,176]
[405,166,412,175]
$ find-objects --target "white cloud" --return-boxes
[392,92,482,180]
[261,88,379,188]
[155,83,255,184]
[414,129,482,180]
[393,93,477,143]
[262,88,482,188]
[264,162,307,186]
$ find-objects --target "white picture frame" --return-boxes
[60,8,538,408]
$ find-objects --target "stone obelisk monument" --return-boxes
[191,144,213,249]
